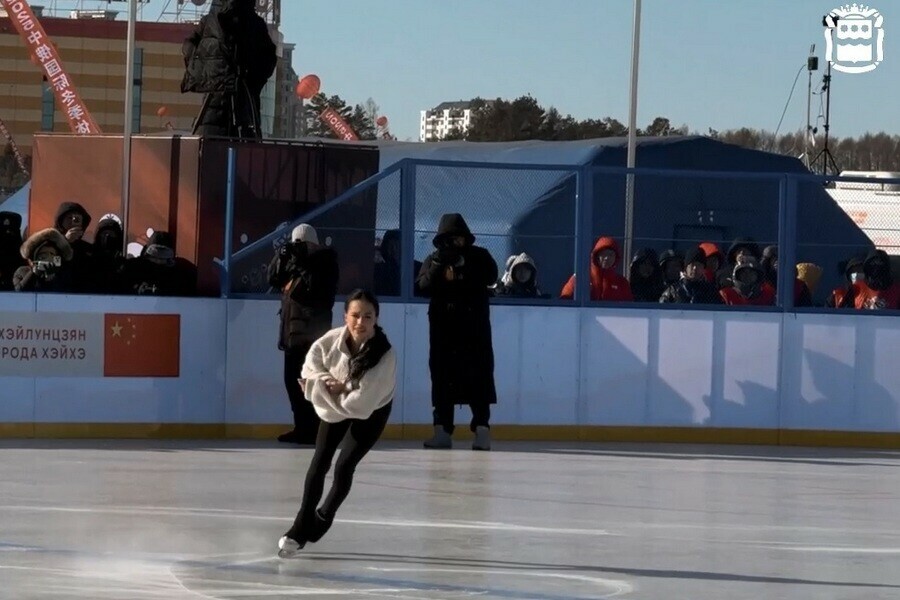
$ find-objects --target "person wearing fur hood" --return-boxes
[13,228,74,292]
[494,253,544,298]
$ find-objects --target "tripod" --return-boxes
[810,58,840,176]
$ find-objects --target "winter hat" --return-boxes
[727,238,762,265]
[20,228,73,261]
[54,201,92,232]
[796,262,823,294]
[142,231,176,263]
[733,256,763,279]
[433,213,475,247]
[97,213,123,230]
[0,211,22,233]
[658,249,685,268]
[291,223,319,245]
[684,246,706,267]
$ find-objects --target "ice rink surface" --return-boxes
[1,439,900,600]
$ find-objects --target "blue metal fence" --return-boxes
[218,153,900,313]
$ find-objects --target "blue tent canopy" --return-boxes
[369,137,869,301]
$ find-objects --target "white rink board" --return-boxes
[0,293,899,435]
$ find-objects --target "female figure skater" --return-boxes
[278,289,396,557]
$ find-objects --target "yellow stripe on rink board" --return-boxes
[1,424,898,449]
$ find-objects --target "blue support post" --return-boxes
[776,175,799,311]
[575,166,594,306]
[399,160,417,302]
[220,147,237,299]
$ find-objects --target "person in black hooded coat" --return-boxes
[716,237,762,289]
[374,229,423,297]
[417,214,498,451]
[54,201,96,293]
[93,214,128,294]
[660,247,722,305]
[629,248,665,302]
[0,211,25,292]
[125,232,198,296]
[181,0,277,138]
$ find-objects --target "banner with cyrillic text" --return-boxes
[0,0,102,135]
[0,313,180,378]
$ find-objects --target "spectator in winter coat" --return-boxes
[658,249,684,288]
[268,224,340,445]
[494,253,544,298]
[417,213,498,451]
[629,248,665,302]
[560,236,633,302]
[720,258,775,306]
[373,229,423,297]
[718,237,763,289]
[838,249,900,310]
[826,255,866,308]
[759,245,813,307]
[181,0,277,138]
[0,211,25,292]
[13,228,74,293]
[796,262,824,299]
[659,246,722,305]
[699,242,725,284]
[125,231,197,296]
[54,201,95,293]
[93,214,127,294]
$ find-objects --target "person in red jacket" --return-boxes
[720,258,776,306]
[560,236,633,301]
[699,242,725,285]
[838,249,900,310]
[826,255,865,308]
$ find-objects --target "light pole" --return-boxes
[623,0,642,274]
[121,0,137,255]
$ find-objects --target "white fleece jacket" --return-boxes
[301,326,396,423]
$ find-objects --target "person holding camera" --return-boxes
[0,211,25,292]
[417,213,498,451]
[54,202,96,293]
[13,228,74,293]
[268,224,339,445]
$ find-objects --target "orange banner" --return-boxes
[1,0,102,135]
[104,314,180,378]
[319,106,359,141]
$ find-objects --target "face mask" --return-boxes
[736,281,758,297]
[512,265,534,285]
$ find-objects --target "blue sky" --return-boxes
[278,0,896,142]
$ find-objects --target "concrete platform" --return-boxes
[1,440,899,599]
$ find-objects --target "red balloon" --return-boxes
[295,74,321,100]
[376,116,388,127]
[156,106,168,117]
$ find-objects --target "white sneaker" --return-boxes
[277,535,304,558]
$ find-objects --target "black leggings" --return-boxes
[287,401,392,542]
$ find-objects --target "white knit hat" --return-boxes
[291,223,319,245]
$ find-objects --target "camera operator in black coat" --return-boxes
[268,224,339,445]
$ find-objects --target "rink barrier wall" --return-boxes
[1,295,900,448]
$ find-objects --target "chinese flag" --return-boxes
[103,314,181,377]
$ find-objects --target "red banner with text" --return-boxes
[318,106,359,141]
[0,0,102,135]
